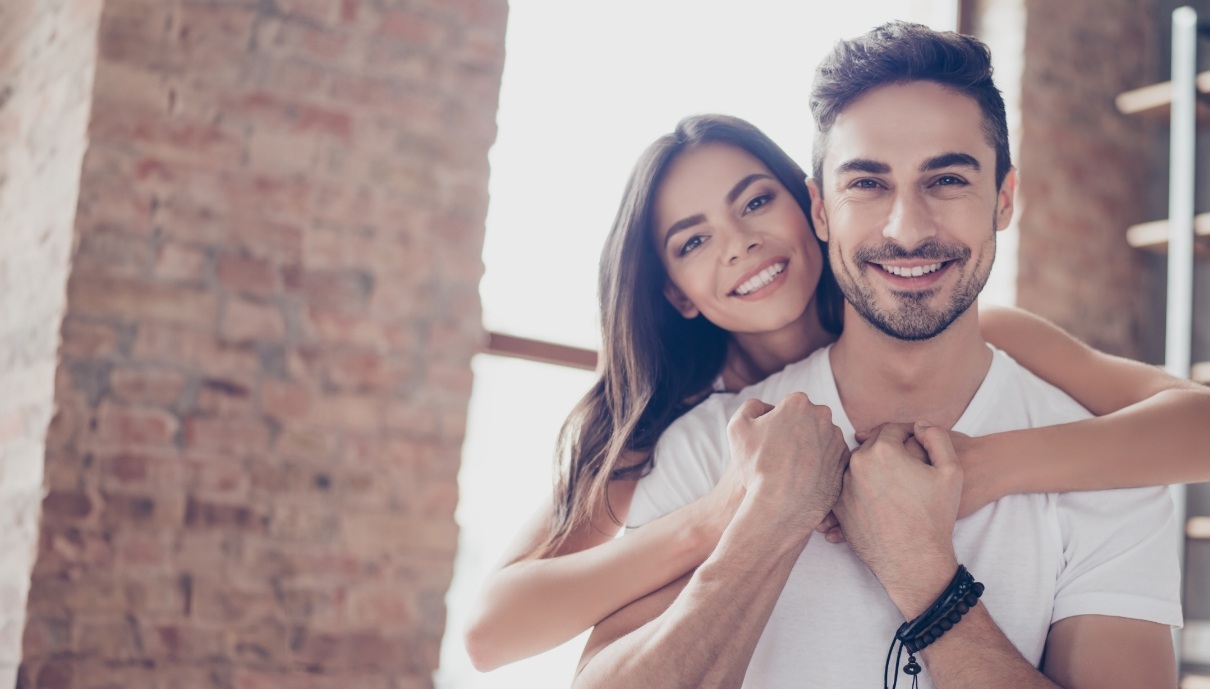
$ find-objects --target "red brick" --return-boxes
[58,319,121,359]
[281,267,372,312]
[93,403,179,447]
[69,275,219,328]
[154,243,209,283]
[89,107,243,168]
[109,366,188,406]
[254,16,356,64]
[183,416,270,455]
[376,9,445,49]
[99,452,183,491]
[195,378,256,416]
[216,255,276,296]
[259,379,311,422]
[114,531,170,569]
[184,456,248,497]
[133,323,261,379]
[184,497,266,533]
[322,349,399,392]
[72,227,153,278]
[234,91,354,142]
[275,0,339,24]
[347,585,415,630]
[301,307,387,348]
[309,394,379,432]
[143,622,226,661]
[222,297,286,343]
[41,491,94,523]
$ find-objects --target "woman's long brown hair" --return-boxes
[530,114,843,559]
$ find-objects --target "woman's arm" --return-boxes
[463,472,739,671]
[965,305,1210,513]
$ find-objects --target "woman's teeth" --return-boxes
[879,262,943,278]
[735,262,787,296]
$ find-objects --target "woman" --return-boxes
[464,114,1210,671]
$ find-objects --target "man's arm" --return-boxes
[573,394,850,689]
[835,423,1176,689]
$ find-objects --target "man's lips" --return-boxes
[869,259,957,287]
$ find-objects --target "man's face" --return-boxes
[809,81,1016,341]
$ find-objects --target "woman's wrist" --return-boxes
[954,432,1010,516]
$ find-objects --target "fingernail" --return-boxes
[917,420,933,428]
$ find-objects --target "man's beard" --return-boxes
[830,229,996,341]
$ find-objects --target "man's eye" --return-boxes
[935,175,967,186]
[851,179,882,189]
[679,235,705,256]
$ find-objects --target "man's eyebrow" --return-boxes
[920,152,981,172]
[833,158,891,176]
[663,214,706,249]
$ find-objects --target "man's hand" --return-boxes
[833,421,963,618]
[726,393,850,534]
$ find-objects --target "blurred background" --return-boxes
[0,0,1207,688]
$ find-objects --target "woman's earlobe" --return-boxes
[663,283,700,319]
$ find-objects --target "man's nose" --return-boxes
[883,191,939,248]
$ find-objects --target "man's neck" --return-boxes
[829,304,993,434]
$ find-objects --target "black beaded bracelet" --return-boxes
[883,565,985,689]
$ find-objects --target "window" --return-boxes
[438,4,983,688]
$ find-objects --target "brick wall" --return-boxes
[16,0,507,687]
[0,0,104,686]
[1016,0,1159,358]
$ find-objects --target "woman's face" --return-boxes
[652,143,823,335]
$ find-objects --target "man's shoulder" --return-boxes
[960,347,1093,435]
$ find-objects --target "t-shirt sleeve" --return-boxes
[1052,486,1183,628]
[627,395,732,529]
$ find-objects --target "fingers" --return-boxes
[815,511,839,533]
[914,421,959,471]
[874,422,914,444]
[733,397,775,421]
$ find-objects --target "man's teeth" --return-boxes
[879,262,943,278]
[735,262,787,296]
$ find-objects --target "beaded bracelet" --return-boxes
[883,565,985,689]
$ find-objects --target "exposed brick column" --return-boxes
[1016,0,1159,357]
[0,0,103,685]
[19,0,506,686]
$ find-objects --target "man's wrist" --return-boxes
[884,553,961,620]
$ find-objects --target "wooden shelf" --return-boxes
[1115,70,1210,122]
[1194,361,1210,385]
[1126,213,1210,252]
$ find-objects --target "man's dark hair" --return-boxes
[810,21,1011,190]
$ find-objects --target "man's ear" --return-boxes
[807,178,829,242]
[663,281,700,319]
[995,167,1018,232]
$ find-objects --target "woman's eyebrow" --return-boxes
[725,173,774,205]
[663,214,705,249]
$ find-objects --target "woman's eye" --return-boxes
[744,193,772,214]
[678,235,705,256]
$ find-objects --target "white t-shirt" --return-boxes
[629,345,1182,689]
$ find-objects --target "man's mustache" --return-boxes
[851,240,971,265]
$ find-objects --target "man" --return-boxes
[571,22,1181,689]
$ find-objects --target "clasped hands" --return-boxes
[723,393,963,614]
